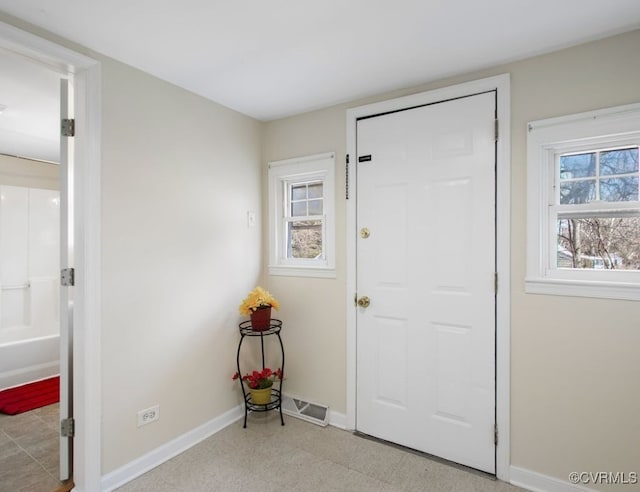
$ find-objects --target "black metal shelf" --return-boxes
[238,318,282,336]
[244,388,282,412]
[236,319,285,428]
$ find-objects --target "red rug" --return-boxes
[0,376,60,415]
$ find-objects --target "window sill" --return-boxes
[525,277,640,301]
[268,265,336,279]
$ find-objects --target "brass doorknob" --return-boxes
[357,296,370,308]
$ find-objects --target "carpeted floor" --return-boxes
[116,412,525,491]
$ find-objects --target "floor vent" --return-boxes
[281,394,329,427]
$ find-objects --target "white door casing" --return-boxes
[356,92,496,473]
[0,20,103,492]
[346,74,511,480]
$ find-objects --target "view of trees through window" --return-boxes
[557,147,640,270]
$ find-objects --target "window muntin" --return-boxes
[558,147,639,204]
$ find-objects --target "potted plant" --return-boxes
[238,286,280,331]
[232,367,283,405]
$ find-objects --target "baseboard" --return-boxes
[329,409,347,429]
[101,405,244,492]
[510,466,596,492]
[0,361,59,391]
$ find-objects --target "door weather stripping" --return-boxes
[61,118,75,137]
[61,268,75,287]
[61,418,75,438]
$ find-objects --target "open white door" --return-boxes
[59,78,73,481]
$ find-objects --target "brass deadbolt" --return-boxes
[360,228,370,239]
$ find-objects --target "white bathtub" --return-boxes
[0,333,60,390]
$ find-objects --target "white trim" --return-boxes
[510,466,596,492]
[527,102,640,132]
[73,62,102,492]
[525,277,640,301]
[345,74,511,481]
[101,405,244,491]
[268,151,335,168]
[269,266,337,278]
[329,409,347,429]
[0,21,102,492]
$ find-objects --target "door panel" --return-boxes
[356,92,496,473]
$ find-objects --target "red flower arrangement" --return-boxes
[232,367,283,389]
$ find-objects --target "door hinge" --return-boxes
[494,272,498,294]
[61,268,75,287]
[345,155,350,200]
[494,119,499,142]
[61,118,75,137]
[494,424,498,446]
[61,418,75,438]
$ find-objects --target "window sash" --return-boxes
[555,146,640,205]
[284,216,326,261]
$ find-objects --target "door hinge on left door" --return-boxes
[494,424,498,446]
[61,268,75,287]
[61,118,75,137]
[61,418,75,438]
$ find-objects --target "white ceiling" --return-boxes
[1,0,640,162]
[0,47,60,163]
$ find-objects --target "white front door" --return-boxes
[356,91,496,473]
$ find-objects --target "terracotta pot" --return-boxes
[250,306,272,331]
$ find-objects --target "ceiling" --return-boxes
[1,0,639,163]
[0,46,60,163]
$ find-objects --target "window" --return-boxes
[268,153,335,278]
[526,103,640,300]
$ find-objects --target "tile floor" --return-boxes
[0,403,63,492]
[116,412,524,492]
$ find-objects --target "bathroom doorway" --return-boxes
[0,45,70,483]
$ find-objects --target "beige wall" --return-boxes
[0,154,59,189]
[264,29,640,487]
[1,11,264,475]
[100,60,262,471]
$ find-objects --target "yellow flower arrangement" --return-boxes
[238,286,280,316]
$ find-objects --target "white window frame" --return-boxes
[268,152,336,278]
[526,102,640,300]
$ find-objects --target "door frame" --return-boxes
[345,74,511,481]
[0,20,102,492]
